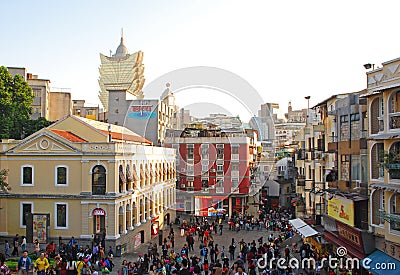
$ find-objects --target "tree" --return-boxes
[0,66,34,139]
[23,117,54,137]
[0,169,10,192]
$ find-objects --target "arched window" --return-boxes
[370,97,384,134]
[389,193,400,231]
[389,91,400,130]
[371,143,384,179]
[92,165,106,195]
[388,142,400,180]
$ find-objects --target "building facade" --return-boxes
[165,126,257,217]
[365,57,400,266]
[0,115,176,253]
[7,67,72,121]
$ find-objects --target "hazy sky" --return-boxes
[2,0,400,121]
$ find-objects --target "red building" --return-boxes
[165,126,257,217]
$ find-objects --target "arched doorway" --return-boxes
[92,208,106,234]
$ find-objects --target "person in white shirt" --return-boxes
[234,266,247,275]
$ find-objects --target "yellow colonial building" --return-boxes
[0,115,176,253]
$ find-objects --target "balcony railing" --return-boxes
[389,112,400,130]
[377,210,400,223]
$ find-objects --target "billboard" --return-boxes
[194,196,227,217]
[327,196,354,226]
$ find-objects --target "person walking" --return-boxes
[17,250,32,275]
[34,252,49,275]
[21,236,27,252]
[4,241,11,259]
[12,234,19,257]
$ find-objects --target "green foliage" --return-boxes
[0,66,34,139]
[0,169,10,192]
[23,117,54,137]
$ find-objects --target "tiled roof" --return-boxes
[100,130,152,145]
[50,129,87,142]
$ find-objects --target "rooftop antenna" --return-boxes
[121,28,124,40]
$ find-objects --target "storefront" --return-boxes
[324,220,375,274]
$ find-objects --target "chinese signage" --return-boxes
[327,196,354,226]
[33,214,48,244]
[336,221,364,253]
[376,238,400,262]
[127,105,156,120]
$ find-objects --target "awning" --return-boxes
[371,183,400,193]
[289,218,307,229]
[362,250,400,275]
[289,218,318,238]
[369,133,400,140]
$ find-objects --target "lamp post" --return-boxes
[305,96,311,125]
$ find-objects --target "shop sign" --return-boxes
[151,221,159,237]
[336,221,364,253]
[376,238,400,261]
[327,196,354,226]
[93,208,106,216]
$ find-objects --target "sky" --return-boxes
[2,0,400,122]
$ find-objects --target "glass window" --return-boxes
[232,146,239,155]
[217,164,224,171]
[232,179,239,188]
[56,166,67,185]
[92,165,106,195]
[351,155,360,181]
[22,166,33,185]
[232,164,239,171]
[55,203,67,228]
[21,203,32,227]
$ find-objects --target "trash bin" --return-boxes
[115,245,122,257]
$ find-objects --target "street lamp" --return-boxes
[305,96,311,125]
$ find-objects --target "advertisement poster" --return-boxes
[127,105,156,120]
[134,233,142,247]
[195,196,227,217]
[327,196,354,226]
[33,214,48,244]
[151,221,159,237]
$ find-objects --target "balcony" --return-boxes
[389,112,400,130]
[297,175,305,186]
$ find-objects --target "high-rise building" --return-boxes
[98,34,145,111]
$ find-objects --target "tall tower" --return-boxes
[98,32,145,111]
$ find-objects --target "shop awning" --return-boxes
[289,218,318,238]
[362,250,400,275]
[289,218,307,229]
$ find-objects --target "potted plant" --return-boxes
[383,150,400,179]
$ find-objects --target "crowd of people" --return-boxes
[115,210,305,275]
[0,235,115,275]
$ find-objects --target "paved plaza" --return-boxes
[110,215,305,275]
